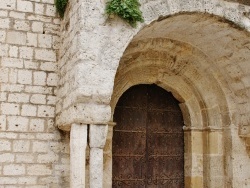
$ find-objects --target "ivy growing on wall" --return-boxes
[55,0,68,18]
[55,0,144,26]
[106,0,144,27]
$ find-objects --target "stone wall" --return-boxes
[1,0,250,187]
[55,0,250,187]
[56,0,112,130]
[0,0,70,187]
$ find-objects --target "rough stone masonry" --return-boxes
[1,0,250,187]
[0,0,70,187]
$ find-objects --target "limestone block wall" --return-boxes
[0,0,70,187]
[56,0,112,130]
[55,0,250,187]
[0,0,250,187]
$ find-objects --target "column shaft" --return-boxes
[70,124,88,188]
[90,148,104,188]
[89,124,108,188]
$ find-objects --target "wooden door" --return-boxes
[112,84,184,188]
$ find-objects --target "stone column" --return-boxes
[103,122,116,188]
[70,124,88,188]
[89,124,108,188]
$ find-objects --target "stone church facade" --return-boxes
[1,0,250,187]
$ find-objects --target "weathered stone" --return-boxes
[70,124,87,188]
[89,124,108,188]
[1,0,250,187]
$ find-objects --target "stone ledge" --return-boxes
[56,103,111,131]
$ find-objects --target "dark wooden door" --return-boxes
[112,84,184,188]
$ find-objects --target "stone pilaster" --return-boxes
[89,124,108,188]
[70,124,88,188]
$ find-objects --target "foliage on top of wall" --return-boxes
[106,0,144,27]
[55,0,68,18]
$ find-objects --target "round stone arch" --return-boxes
[108,37,232,187]
[98,1,250,136]
[101,5,250,188]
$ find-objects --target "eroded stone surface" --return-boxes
[0,0,69,187]
[1,0,250,187]
[70,124,87,188]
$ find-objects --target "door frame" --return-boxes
[108,83,202,188]
[103,81,221,188]
[104,37,231,188]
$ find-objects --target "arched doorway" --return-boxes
[112,84,184,187]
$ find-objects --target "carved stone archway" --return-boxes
[106,37,232,187]
[57,1,250,186]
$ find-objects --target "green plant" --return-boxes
[55,0,68,18]
[106,0,144,27]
